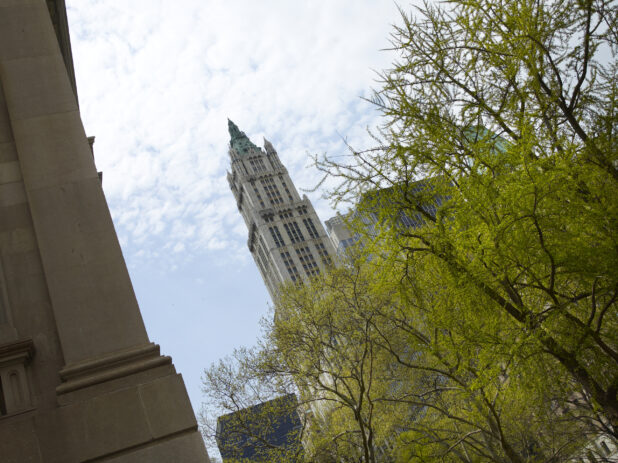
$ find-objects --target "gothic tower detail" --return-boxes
[226,120,335,299]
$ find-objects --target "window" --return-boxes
[315,242,332,266]
[280,251,300,282]
[400,211,420,228]
[255,237,272,277]
[269,226,285,247]
[254,240,279,295]
[291,222,304,241]
[257,247,267,269]
[250,181,265,208]
[258,235,269,252]
[237,160,249,175]
[249,157,266,173]
[281,178,294,201]
[267,154,280,169]
[295,246,319,277]
[279,210,293,219]
[283,221,304,243]
[339,238,356,250]
[303,218,319,239]
[0,340,34,415]
[261,177,284,206]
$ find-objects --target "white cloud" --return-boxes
[64,2,405,435]
[67,0,398,262]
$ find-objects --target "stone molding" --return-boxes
[57,342,171,394]
[0,338,34,368]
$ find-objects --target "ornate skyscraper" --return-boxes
[0,2,209,461]
[227,120,335,299]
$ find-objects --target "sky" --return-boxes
[64,0,402,439]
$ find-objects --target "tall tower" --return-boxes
[0,2,209,461]
[227,120,335,299]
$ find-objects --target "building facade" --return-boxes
[227,120,335,299]
[216,394,302,462]
[325,179,448,256]
[0,2,209,461]
[325,214,357,254]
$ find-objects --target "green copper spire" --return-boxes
[228,119,260,155]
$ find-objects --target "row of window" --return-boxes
[281,180,294,201]
[278,206,307,219]
[283,221,304,244]
[266,154,280,169]
[255,236,278,294]
[269,226,285,247]
[295,246,320,277]
[279,242,333,280]
[315,242,332,266]
[303,218,319,239]
[243,174,298,208]
[251,183,265,208]
[234,159,250,176]
[261,177,284,205]
[236,153,293,178]
[280,251,300,282]
[267,219,324,248]
[249,157,267,173]
[263,210,294,222]
[236,154,283,177]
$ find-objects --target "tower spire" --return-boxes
[227,119,260,155]
[226,123,336,300]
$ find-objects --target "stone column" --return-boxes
[0,1,210,461]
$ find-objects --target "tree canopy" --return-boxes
[202,0,618,461]
[317,0,618,434]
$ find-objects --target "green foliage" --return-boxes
[270,262,408,462]
[203,0,618,461]
[200,347,304,462]
[203,254,596,462]
[317,0,618,438]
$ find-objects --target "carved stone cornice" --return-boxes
[0,338,35,368]
[57,343,172,394]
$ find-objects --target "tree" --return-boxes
[269,261,405,463]
[201,260,410,463]
[316,0,618,433]
[373,249,593,463]
[200,347,305,462]
[203,255,592,463]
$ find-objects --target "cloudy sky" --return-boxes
[65,0,402,440]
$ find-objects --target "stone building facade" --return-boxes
[226,120,335,299]
[0,1,209,461]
